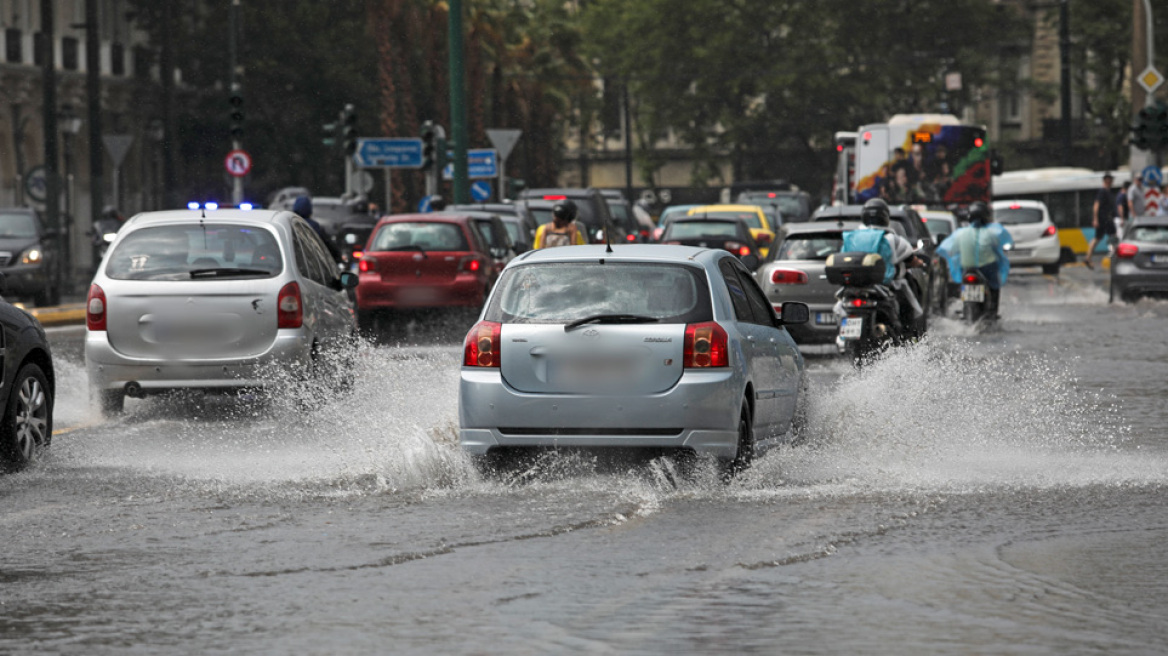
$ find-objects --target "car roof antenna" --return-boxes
[604,216,613,254]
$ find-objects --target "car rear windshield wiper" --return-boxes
[564,314,659,332]
[189,267,272,278]
[387,244,428,257]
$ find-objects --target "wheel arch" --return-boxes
[17,347,55,399]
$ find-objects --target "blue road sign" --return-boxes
[470,180,492,202]
[418,195,434,213]
[355,138,424,168]
[1142,165,1163,187]
[442,148,498,180]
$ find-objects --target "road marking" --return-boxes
[53,422,99,436]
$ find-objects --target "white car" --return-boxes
[85,207,358,415]
[991,200,1062,275]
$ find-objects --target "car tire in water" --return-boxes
[1042,262,1060,276]
[0,363,53,471]
[720,401,754,482]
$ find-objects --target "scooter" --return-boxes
[827,251,908,364]
[959,268,996,325]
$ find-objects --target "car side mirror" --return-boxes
[777,301,809,326]
[339,271,359,290]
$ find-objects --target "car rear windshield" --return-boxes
[371,221,468,251]
[925,218,953,235]
[0,213,39,238]
[995,207,1044,225]
[694,210,762,229]
[485,262,712,324]
[666,221,740,239]
[1131,226,1168,243]
[773,233,843,261]
[502,221,522,244]
[741,193,803,219]
[106,224,283,281]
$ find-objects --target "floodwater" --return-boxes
[2,267,1167,654]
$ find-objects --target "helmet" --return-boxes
[861,198,890,227]
[552,199,578,222]
[292,196,313,217]
[102,205,120,221]
[968,201,990,226]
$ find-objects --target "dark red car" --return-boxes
[356,213,495,318]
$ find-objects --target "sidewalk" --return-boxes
[25,303,87,327]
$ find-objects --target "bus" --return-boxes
[832,131,856,206]
[843,114,991,209]
[990,167,1168,256]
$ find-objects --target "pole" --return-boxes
[448,0,469,204]
[497,156,506,201]
[384,169,392,213]
[623,81,633,203]
[1059,0,1072,164]
[40,0,61,295]
[160,1,177,209]
[229,0,244,205]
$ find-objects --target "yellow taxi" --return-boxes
[687,204,776,257]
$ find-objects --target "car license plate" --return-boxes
[1007,249,1032,258]
[155,321,224,343]
[1151,254,1168,264]
[839,316,862,340]
[815,312,838,326]
[961,284,986,302]
[399,286,439,303]
[553,358,637,387]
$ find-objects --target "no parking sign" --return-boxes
[225,149,252,177]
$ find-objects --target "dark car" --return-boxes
[0,208,61,307]
[1110,216,1168,303]
[462,211,517,277]
[599,189,653,243]
[0,298,55,471]
[811,204,945,316]
[449,203,538,253]
[660,216,762,271]
[517,188,627,244]
[738,190,812,224]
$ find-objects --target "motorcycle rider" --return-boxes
[841,198,926,327]
[936,201,1013,318]
[90,205,124,267]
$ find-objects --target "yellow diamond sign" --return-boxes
[1139,66,1164,94]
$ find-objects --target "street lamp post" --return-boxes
[59,105,82,296]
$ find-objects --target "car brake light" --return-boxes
[359,255,377,273]
[1009,203,1021,209]
[625,233,636,242]
[352,250,364,259]
[1043,225,1057,237]
[277,281,303,329]
[738,246,751,257]
[683,322,729,368]
[755,233,772,245]
[543,195,567,201]
[1116,242,1139,259]
[463,320,501,367]
[462,257,482,272]
[768,192,777,198]
[771,268,809,284]
[86,284,107,331]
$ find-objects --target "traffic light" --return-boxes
[1132,102,1168,151]
[421,120,437,170]
[342,104,358,156]
[229,90,244,140]
[321,121,338,147]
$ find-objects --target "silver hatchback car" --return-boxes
[459,245,809,475]
[85,208,357,414]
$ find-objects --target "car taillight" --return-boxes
[277,281,303,329]
[461,256,482,273]
[352,250,364,260]
[738,246,751,257]
[640,229,650,240]
[1043,225,1057,237]
[626,234,636,242]
[358,255,377,273]
[463,320,501,367]
[1116,242,1139,259]
[756,233,772,245]
[543,195,567,201]
[770,268,809,284]
[683,322,729,368]
[86,284,107,331]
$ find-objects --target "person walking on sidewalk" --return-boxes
[1084,173,1117,270]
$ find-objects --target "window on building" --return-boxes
[32,30,45,65]
[133,44,151,78]
[62,36,78,70]
[111,41,124,75]
[5,27,21,63]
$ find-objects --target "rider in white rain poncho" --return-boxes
[936,201,1014,316]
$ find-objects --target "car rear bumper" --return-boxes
[1112,263,1168,297]
[85,329,313,393]
[356,276,486,309]
[1005,237,1060,266]
[458,368,742,459]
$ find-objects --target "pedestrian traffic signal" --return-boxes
[229,91,244,140]
[342,104,358,156]
[322,121,338,147]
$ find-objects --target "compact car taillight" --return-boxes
[461,256,482,273]
[771,269,809,284]
[738,246,752,257]
[626,234,636,242]
[86,284,107,331]
[1044,225,1057,237]
[277,281,303,329]
[463,320,501,367]
[683,322,729,368]
[1116,242,1139,259]
[359,255,377,273]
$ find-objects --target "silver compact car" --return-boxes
[459,245,809,475]
[1110,216,1168,303]
[85,208,358,415]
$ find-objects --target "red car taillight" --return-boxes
[1116,242,1139,259]
[756,233,772,245]
[770,268,809,284]
[277,281,303,329]
[358,255,377,273]
[86,284,107,331]
[1043,225,1057,237]
[683,322,729,368]
[461,256,483,273]
[626,234,636,242]
[463,320,501,367]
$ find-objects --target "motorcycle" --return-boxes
[88,218,122,264]
[959,268,995,325]
[826,251,912,364]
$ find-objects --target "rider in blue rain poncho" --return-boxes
[937,201,1013,317]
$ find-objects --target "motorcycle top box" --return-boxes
[825,252,886,287]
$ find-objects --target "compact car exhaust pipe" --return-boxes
[124,381,144,398]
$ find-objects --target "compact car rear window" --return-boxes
[484,262,712,324]
[105,224,283,281]
[694,211,762,229]
[994,207,1044,225]
[371,221,469,251]
[1131,226,1168,243]
[666,221,741,239]
[774,233,844,261]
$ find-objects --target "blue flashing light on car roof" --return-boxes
[187,201,200,210]
[205,202,219,211]
[239,202,254,211]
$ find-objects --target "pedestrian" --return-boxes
[1159,185,1168,217]
[1130,175,1147,218]
[533,200,586,249]
[292,196,345,264]
[1084,172,1117,270]
[1115,181,1130,236]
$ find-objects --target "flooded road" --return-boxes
[3,266,1167,654]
